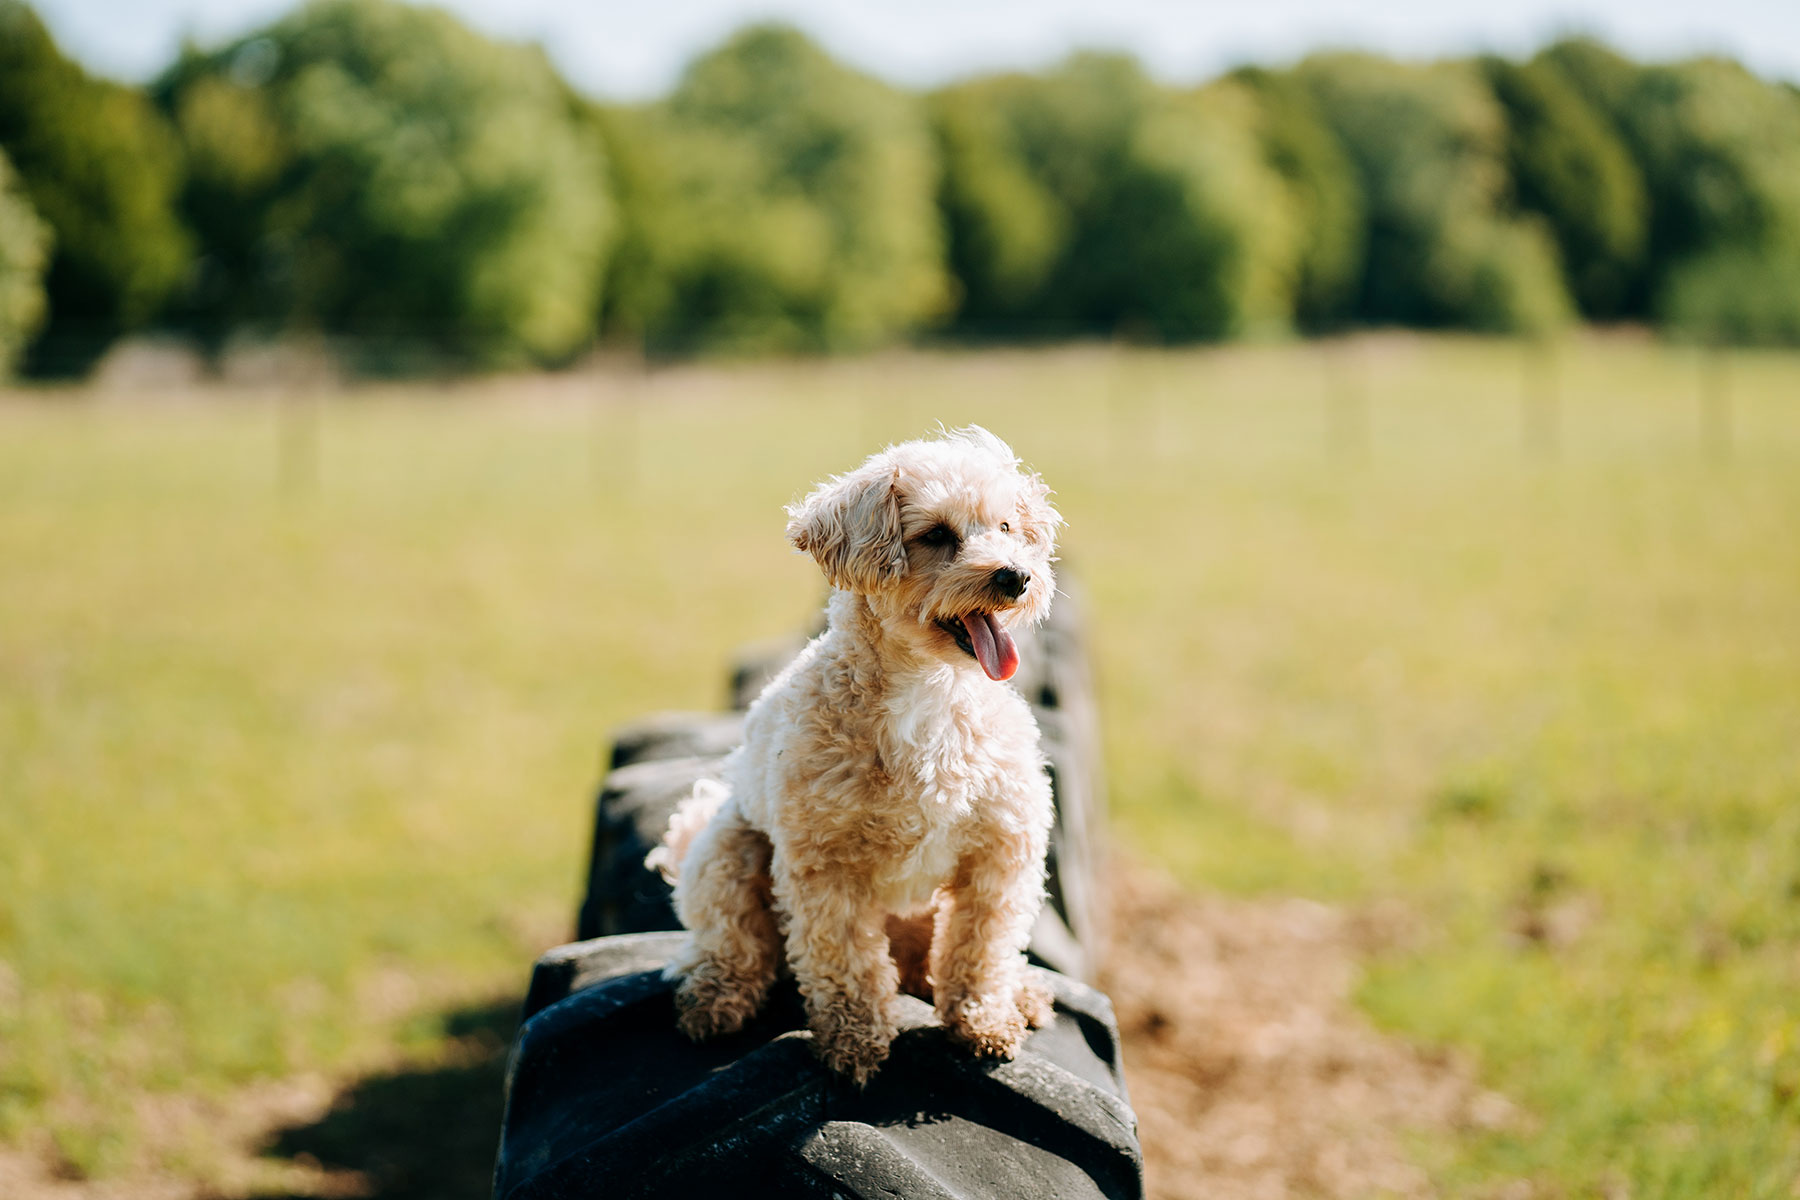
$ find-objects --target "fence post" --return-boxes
[277,386,320,500]
[1523,336,1560,461]
[594,338,647,499]
[1701,343,1732,464]
[1107,340,1134,469]
[1327,338,1369,464]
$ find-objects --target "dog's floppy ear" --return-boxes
[785,462,908,592]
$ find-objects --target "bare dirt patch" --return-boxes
[1101,864,1520,1200]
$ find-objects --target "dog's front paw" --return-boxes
[809,1002,897,1087]
[1015,974,1055,1030]
[811,1023,895,1086]
[671,968,765,1041]
[942,993,1031,1061]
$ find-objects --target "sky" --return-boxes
[36,0,1800,98]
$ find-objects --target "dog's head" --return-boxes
[785,426,1059,681]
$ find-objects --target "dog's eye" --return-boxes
[920,524,958,549]
[999,521,1011,533]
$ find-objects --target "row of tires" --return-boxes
[492,585,1145,1199]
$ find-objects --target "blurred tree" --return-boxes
[1228,66,1366,330]
[1660,248,1800,346]
[1295,53,1573,334]
[1620,59,1800,269]
[0,147,51,376]
[1068,75,1303,339]
[601,25,946,355]
[1536,37,1643,124]
[1540,38,1800,339]
[933,55,1304,340]
[595,101,849,355]
[584,102,672,349]
[1482,55,1647,318]
[930,73,1069,329]
[0,1,190,375]
[159,0,612,369]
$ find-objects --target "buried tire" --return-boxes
[497,577,1139,1198]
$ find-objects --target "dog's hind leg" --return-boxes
[663,800,782,1041]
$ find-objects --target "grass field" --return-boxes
[3,334,1798,1196]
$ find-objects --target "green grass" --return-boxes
[2,335,1798,1193]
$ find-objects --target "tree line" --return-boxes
[2,0,1799,378]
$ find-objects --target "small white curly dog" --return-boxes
[647,425,1061,1084]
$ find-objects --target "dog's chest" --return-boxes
[871,798,960,909]
[878,668,996,799]
[868,673,997,908]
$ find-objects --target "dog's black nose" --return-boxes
[992,566,1030,599]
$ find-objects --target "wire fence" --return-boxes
[7,332,1773,504]
[286,337,1761,503]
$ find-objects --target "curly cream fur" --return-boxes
[654,426,1061,1084]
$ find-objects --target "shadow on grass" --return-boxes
[251,998,521,1200]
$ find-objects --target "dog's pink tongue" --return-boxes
[968,612,1020,682]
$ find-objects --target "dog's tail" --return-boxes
[645,777,731,885]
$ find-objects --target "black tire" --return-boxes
[607,712,746,770]
[1009,582,1109,962]
[574,754,721,944]
[494,933,1141,1200]
[728,633,810,712]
